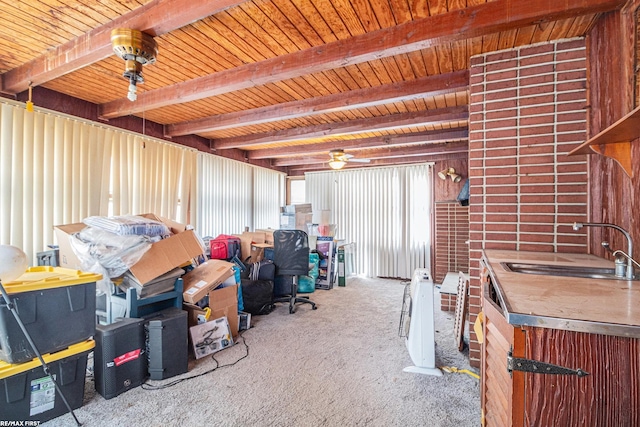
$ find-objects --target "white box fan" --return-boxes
[398,268,442,376]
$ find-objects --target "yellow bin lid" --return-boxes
[0,339,95,379]
[2,266,103,294]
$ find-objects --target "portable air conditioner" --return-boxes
[399,268,442,376]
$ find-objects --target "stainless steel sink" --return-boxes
[500,262,639,281]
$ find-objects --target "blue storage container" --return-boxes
[298,253,319,293]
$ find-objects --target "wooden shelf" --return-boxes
[568,104,640,178]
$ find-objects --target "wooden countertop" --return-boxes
[482,249,640,338]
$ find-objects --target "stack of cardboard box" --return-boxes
[280,204,313,231]
[233,229,275,263]
[182,259,238,358]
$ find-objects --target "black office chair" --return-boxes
[272,229,318,314]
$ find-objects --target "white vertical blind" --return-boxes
[253,167,285,229]
[0,100,197,263]
[305,164,432,279]
[0,102,110,261]
[1,98,284,264]
[109,135,197,223]
[196,153,254,238]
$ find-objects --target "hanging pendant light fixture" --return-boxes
[111,29,158,102]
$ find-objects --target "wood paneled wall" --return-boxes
[586,2,640,258]
[432,158,470,286]
[434,159,468,202]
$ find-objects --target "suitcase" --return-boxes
[143,307,188,380]
[94,318,147,399]
[247,259,275,281]
[210,234,241,260]
[240,279,274,315]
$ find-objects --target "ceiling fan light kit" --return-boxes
[438,167,462,183]
[327,150,370,170]
[328,159,347,170]
[111,29,158,102]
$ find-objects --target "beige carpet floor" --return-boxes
[43,276,480,427]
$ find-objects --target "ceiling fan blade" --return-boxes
[349,158,371,163]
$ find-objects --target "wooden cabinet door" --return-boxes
[522,327,640,427]
[481,269,526,427]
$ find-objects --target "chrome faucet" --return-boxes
[573,222,635,280]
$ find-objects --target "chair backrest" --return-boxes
[273,229,310,276]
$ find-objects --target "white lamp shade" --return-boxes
[0,245,28,282]
[328,160,346,170]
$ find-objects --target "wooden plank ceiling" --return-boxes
[0,0,626,176]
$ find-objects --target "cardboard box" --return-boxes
[183,302,208,328]
[182,260,235,304]
[209,284,239,338]
[249,243,273,264]
[189,317,233,359]
[233,232,266,261]
[255,229,275,245]
[54,213,205,285]
[280,213,313,231]
[284,203,312,214]
[53,222,86,270]
[280,213,295,229]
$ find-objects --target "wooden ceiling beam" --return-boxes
[272,141,469,166]
[98,0,623,119]
[212,106,468,150]
[165,71,468,136]
[286,152,468,176]
[247,128,468,159]
[1,0,248,94]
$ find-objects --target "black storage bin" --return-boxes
[143,307,188,380]
[0,267,99,364]
[0,340,93,423]
[36,249,59,267]
[95,318,147,400]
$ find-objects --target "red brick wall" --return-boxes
[435,201,469,283]
[440,292,457,312]
[468,39,589,367]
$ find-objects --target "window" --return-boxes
[288,178,306,204]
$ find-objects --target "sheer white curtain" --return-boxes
[305,164,432,279]
[0,99,197,262]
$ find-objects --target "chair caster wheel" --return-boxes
[289,306,295,314]
[312,306,317,310]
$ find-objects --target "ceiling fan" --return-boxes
[328,150,371,170]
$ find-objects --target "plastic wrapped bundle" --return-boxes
[70,227,152,279]
[83,215,170,237]
[298,253,319,293]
